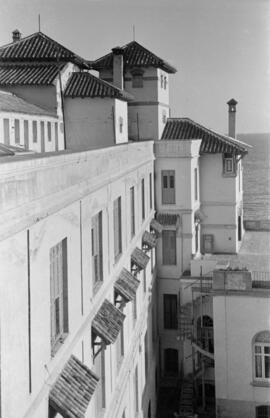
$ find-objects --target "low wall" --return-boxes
[244,219,270,231]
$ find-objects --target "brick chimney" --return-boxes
[12,29,21,43]
[227,98,238,138]
[112,47,124,90]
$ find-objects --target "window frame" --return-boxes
[91,211,103,291]
[113,196,122,262]
[162,230,177,265]
[130,186,135,239]
[253,331,270,385]
[223,153,236,176]
[141,178,145,221]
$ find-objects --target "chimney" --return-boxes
[227,98,238,138]
[12,29,21,43]
[112,47,124,90]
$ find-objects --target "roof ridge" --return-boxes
[0,31,40,50]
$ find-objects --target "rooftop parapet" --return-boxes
[213,268,252,291]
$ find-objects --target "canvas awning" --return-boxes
[150,218,163,234]
[131,247,150,271]
[92,299,125,345]
[156,213,179,226]
[114,268,140,302]
[142,230,157,250]
[49,355,99,418]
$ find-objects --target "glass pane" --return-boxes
[265,356,270,378]
[255,355,262,378]
[170,175,174,188]
[255,345,262,354]
[264,346,270,354]
[163,175,168,188]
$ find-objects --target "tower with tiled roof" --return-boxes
[92,41,177,140]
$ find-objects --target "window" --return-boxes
[141,178,145,221]
[48,122,52,142]
[50,238,68,354]
[197,316,214,353]
[119,117,123,134]
[55,122,59,151]
[144,331,148,379]
[113,197,122,261]
[94,348,106,411]
[32,121,37,143]
[194,168,198,200]
[162,170,175,204]
[14,119,20,144]
[256,406,270,418]
[130,186,135,238]
[160,74,164,88]
[223,153,236,175]
[134,365,139,413]
[91,211,103,289]
[24,120,29,150]
[164,348,178,376]
[254,331,270,382]
[149,173,153,210]
[132,72,143,88]
[162,110,167,124]
[164,76,167,90]
[162,230,176,265]
[163,294,177,329]
[3,118,10,145]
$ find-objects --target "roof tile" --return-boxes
[49,355,99,418]
[0,63,64,85]
[161,118,249,154]
[92,41,176,74]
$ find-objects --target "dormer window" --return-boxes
[131,69,144,88]
[223,153,236,176]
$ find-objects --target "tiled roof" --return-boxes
[131,247,150,271]
[157,213,179,226]
[0,63,64,85]
[0,32,88,68]
[0,90,55,116]
[114,268,140,302]
[49,355,99,418]
[161,118,249,154]
[142,231,157,249]
[150,218,163,234]
[92,299,125,345]
[92,41,177,74]
[64,71,133,101]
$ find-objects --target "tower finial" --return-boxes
[38,14,41,32]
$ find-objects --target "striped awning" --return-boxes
[114,268,140,302]
[92,299,125,345]
[157,213,179,226]
[49,355,99,418]
[150,218,163,234]
[131,247,150,271]
[142,231,157,249]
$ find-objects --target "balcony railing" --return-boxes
[252,271,270,289]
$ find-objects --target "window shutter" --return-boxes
[113,199,119,259]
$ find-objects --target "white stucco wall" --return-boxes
[0,141,157,418]
[65,97,128,150]
[213,291,270,417]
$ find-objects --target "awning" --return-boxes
[92,299,125,345]
[114,268,140,302]
[156,213,179,226]
[49,355,99,418]
[150,218,163,234]
[131,247,150,271]
[142,230,157,250]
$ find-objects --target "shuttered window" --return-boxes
[130,186,135,238]
[114,197,122,261]
[162,170,175,204]
[55,122,59,151]
[14,119,20,144]
[91,211,103,288]
[47,122,52,142]
[50,238,68,354]
[163,294,177,329]
[134,365,139,412]
[3,118,10,145]
[24,120,29,150]
[141,178,145,221]
[194,168,198,200]
[149,173,153,210]
[162,230,176,265]
[94,348,106,412]
[32,121,37,143]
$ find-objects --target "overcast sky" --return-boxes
[0,0,269,134]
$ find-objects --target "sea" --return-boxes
[239,133,270,220]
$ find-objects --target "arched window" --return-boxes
[197,315,214,353]
[256,405,270,418]
[253,331,270,382]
